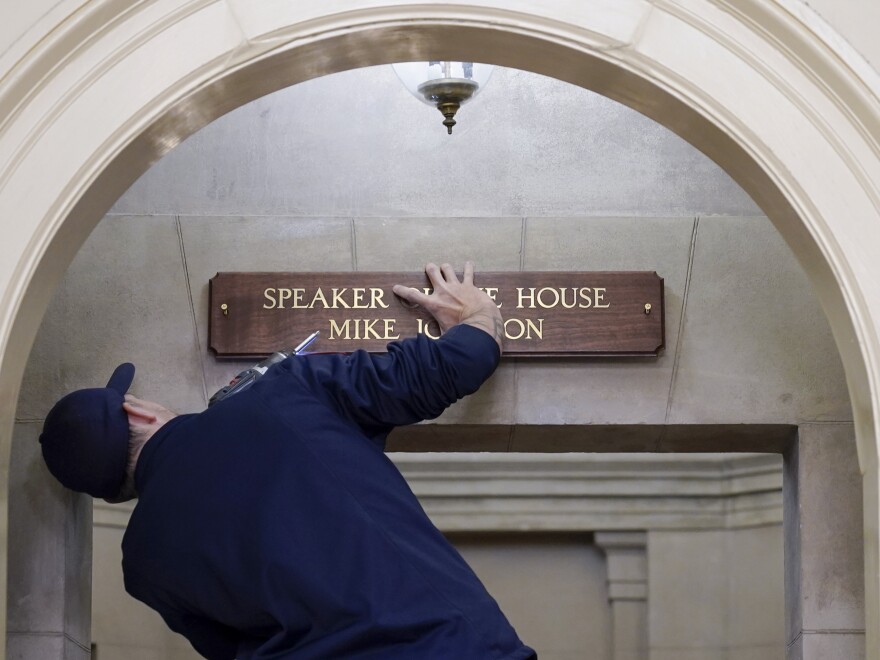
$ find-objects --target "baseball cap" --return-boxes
[39,363,135,498]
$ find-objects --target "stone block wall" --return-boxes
[8,65,862,659]
[15,213,851,430]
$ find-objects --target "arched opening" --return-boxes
[2,3,878,655]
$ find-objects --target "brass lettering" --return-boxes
[277,288,292,309]
[263,288,277,309]
[515,286,613,310]
[417,318,441,339]
[309,287,329,309]
[482,287,502,308]
[504,318,527,340]
[504,318,544,340]
[579,287,592,308]
[526,318,544,339]
[328,319,351,339]
[384,319,401,340]
[517,287,536,309]
[290,288,306,309]
[537,287,560,309]
[362,318,382,339]
[559,288,578,309]
[331,288,350,309]
[329,318,401,340]
[370,288,390,309]
[352,288,367,309]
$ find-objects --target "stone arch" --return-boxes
[1,0,879,652]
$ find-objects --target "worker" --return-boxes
[40,262,537,660]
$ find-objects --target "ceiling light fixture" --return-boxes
[392,61,494,134]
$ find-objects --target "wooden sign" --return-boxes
[209,272,665,358]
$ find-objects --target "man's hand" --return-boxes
[393,262,504,350]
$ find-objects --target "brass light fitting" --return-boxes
[392,61,494,134]
[417,78,479,134]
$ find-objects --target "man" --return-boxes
[40,262,536,660]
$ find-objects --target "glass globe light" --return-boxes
[392,62,494,134]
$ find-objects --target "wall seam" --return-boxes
[664,216,700,424]
[798,629,866,634]
[511,217,526,445]
[351,218,358,271]
[176,216,209,405]
[797,420,855,426]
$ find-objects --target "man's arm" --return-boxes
[392,261,504,350]
[264,262,503,436]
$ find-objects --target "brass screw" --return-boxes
[220,303,228,317]
[644,303,652,315]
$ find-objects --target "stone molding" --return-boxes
[94,453,783,532]
[594,532,649,660]
[595,532,648,601]
[3,0,880,651]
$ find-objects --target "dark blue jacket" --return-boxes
[122,325,536,659]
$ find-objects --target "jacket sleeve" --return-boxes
[285,324,500,432]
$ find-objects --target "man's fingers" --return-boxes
[424,262,443,288]
[463,261,474,286]
[393,284,430,307]
[440,263,458,283]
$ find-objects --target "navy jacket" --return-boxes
[122,325,536,659]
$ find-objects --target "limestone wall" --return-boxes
[11,66,857,659]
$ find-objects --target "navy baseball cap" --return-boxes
[39,363,135,498]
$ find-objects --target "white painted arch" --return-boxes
[1,0,879,653]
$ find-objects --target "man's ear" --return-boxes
[123,401,158,426]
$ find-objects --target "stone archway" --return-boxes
[1,1,879,653]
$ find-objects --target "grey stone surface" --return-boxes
[8,423,66,633]
[111,67,758,218]
[595,532,647,660]
[516,216,694,425]
[7,423,91,650]
[354,216,523,271]
[451,533,612,659]
[789,424,864,635]
[649,526,785,657]
[434,361,516,425]
[62,639,90,660]
[17,215,205,418]
[650,650,726,660]
[784,434,803,645]
[726,525,785,647]
[728,647,785,660]
[92,644,162,660]
[10,50,859,660]
[6,634,64,660]
[648,530,728,650]
[611,601,647,659]
[178,215,353,404]
[92,524,177,657]
[668,216,851,424]
[788,632,866,660]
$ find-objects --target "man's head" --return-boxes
[40,365,176,502]
[40,363,135,498]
